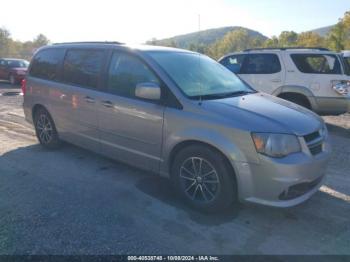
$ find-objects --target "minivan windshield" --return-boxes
[148,51,255,99]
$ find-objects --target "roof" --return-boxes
[45,42,194,53]
[219,47,338,60]
[244,47,330,52]
[1,58,28,61]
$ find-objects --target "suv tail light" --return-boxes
[21,79,26,95]
[332,80,350,96]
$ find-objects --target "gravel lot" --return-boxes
[0,80,349,255]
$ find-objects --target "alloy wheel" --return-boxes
[36,114,53,144]
[179,157,220,203]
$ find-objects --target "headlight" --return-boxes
[252,133,301,158]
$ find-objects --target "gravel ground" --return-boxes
[0,80,349,255]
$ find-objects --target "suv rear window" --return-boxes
[291,54,341,74]
[63,49,104,89]
[30,49,65,80]
[220,54,246,73]
[240,54,281,74]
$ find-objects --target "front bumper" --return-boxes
[235,137,331,207]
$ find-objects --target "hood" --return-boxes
[202,92,323,136]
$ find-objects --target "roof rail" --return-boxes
[53,41,123,45]
[244,47,330,52]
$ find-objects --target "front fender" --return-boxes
[160,125,259,178]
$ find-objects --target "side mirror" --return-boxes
[135,82,161,100]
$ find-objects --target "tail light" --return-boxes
[21,79,26,95]
[332,80,350,96]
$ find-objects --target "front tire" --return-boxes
[171,145,236,212]
[34,108,61,149]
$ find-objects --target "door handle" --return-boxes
[101,100,113,108]
[85,96,95,103]
[271,79,281,83]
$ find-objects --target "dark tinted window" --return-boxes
[8,60,29,68]
[341,56,350,76]
[241,54,281,74]
[220,55,246,73]
[63,49,104,89]
[107,52,160,98]
[291,54,341,74]
[30,49,64,80]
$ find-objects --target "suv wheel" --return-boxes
[279,94,311,110]
[171,145,236,212]
[34,108,61,149]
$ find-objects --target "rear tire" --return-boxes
[34,108,61,149]
[171,145,236,213]
[279,93,311,110]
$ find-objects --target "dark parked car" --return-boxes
[0,58,29,85]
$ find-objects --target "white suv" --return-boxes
[219,48,350,115]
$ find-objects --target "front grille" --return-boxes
[303,130,324,156]
[309,144,323,155]
[304,131,320,143]
[279,176,323,200]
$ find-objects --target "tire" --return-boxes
[34,108,61,149]
[9,74,16,85]
[171,145,236,213]
[280,94,311,110]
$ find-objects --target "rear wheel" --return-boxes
[34,108,61,149]
[171,145,236,212]
[279,93,311,110]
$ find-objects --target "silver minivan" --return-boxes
[23,42,331,212]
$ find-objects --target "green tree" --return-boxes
[297,32,325,47]
[0,28,12,57]
[278,31,298,47]
[207,29,263,59]
[263,36,279,47]
[33,34,50,48]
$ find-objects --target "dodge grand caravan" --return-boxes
[23,42,331,212]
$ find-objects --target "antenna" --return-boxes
[198,13,202,106]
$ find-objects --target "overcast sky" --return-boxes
[1,0,349,43]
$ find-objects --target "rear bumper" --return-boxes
[235,137,331,207]
[313,96,350,115]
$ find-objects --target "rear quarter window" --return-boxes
[29,48,65,80]
[240,53,281,74]
[220,54,246,73]
[62,49,104,89]
[290,54,341,75]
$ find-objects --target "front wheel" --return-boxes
[171,145,236,212]
[34,108,61,149]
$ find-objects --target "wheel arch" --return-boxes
[274,85,317,110]
[32,104,49,121]
[167,139,239,190]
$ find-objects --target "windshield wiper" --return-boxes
[191,90,255,100]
